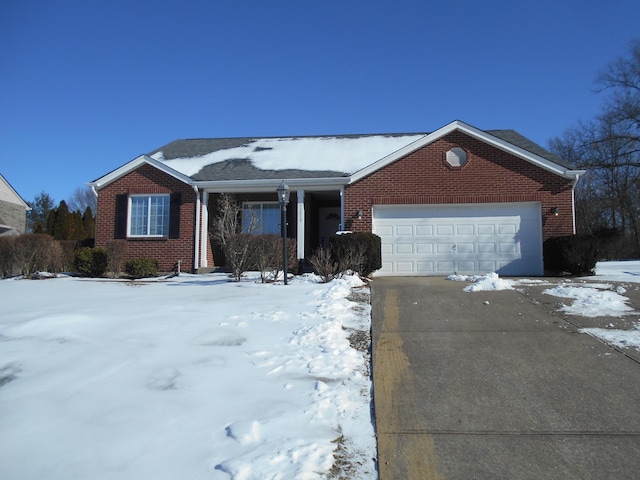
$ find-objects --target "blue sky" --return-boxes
[1,0,639,206]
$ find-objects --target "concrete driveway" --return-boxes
[371,277,640,480]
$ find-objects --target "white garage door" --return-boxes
[372,203,543,276]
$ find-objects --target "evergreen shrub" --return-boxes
[124,258,159,278]
[329,232,382,277]
[74,247,108,277]
[543,234,599,275]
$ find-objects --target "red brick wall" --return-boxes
[95,164,198,272]
[345,131,575,240]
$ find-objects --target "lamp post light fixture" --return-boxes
[277,181,291,285]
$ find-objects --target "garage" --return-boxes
[372,203,543,276]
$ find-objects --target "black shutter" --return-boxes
[114,194,128,239]
[169,193,181,239]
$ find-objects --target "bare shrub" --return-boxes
[58,240,76,272]
[225,234,254,281]
[307,247,339,283]
[107,239,128,277]
[339,243,366,274]
[252,234,281,283]
[14,234,62,275]
[286,238,298,280]
[0,236,17,277]
[47,241,64,274]
[210,193,242,250]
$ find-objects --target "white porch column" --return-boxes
[297,189,305,260]
[200,191,209,267]
[193,186,200,270]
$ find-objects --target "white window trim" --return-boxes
[242,201,280,235]
[127,194,170,238]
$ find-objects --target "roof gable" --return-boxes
[89,155,193,190]
[0,174,30,209]
[349,121,584,183]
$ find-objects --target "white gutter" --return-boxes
[195,176,349,193]
[193,185,200,271]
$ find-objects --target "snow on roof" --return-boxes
[149,134,426,179]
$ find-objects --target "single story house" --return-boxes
[89,120,585,276]
[0,174,30,236]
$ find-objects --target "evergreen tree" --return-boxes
[27,191,55,233]
[82,207,95,239]
[51,200,73,240]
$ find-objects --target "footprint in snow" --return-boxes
[147,368,180,391]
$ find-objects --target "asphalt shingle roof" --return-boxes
[146,129,576,182]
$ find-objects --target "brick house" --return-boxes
[89,120,584,276]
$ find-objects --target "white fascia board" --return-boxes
[349,120,584,183]
[196,177,349,193]
[88,155,193,190]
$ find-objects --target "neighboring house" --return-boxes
[89,120,585,276]
[0,174,30,236]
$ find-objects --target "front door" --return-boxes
[318,207,341,249]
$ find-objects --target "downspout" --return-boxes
[339,187,345,232]
[571,173,580,235]
[193,185,200,272]
[90,185,98,240]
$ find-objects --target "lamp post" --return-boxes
[277,180,290,285]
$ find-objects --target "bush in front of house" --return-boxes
[106,239,128,277]
[252,234,282,283]
[543,234,599,275]
[124,258,159,279]
[329,232,382,278]
[1,234,66,277]
[74,247,108,277]
[307,247,339,283]
[224,234,253,281]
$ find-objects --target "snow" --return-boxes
[582,260,640,283]
[447,272,549,292]
[541,284,635,317]
[0,273,375,480]
[580,323,640,351]
[448,261,640,352]
[151,134,425,177]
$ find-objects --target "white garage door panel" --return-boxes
[373,203,543,276]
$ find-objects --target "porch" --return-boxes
[205,188,345,268]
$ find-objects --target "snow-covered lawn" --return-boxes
[0,273,376,480]
[3,260,640,480]
[449,260,640,351]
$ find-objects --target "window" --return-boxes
[445,147,467,168]
[129,195,170,237]
[242,202,280,234]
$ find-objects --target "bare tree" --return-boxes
[549,39,640,256]
[595,38,640,154]
[67,186,97,215]
[209,193,242,249]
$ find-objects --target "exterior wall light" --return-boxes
[356,210,363,220]
[551,207,559,216]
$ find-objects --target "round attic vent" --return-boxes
[446,147,467,168]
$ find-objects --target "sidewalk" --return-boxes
[372,277,640,479]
